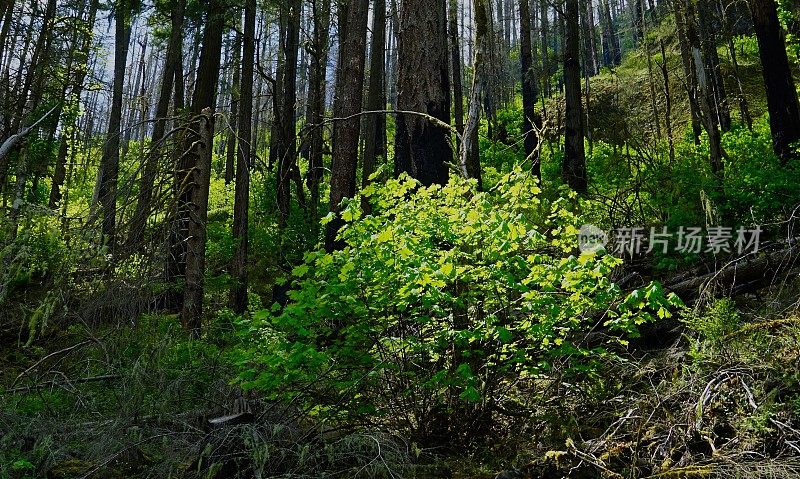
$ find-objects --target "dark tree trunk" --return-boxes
[750,0,800,163]
[325,0,369,251]
[50,0,99,209]
[683,0,723,175]
[461,0,488,188]
[180,0,225,335]
[124,0,185,253]
[362,0,387,214]
[230,0,255,314]
[562,0,587,193]
[98,0,132,253]
[697,0,731,132]
[394,0,453,186]
[449,0,464,150]
[519,0,540,177]
[276,0,301,229]
[225,31,242,185]
[673,0,703,143]
[540,0,550,96]
[304,0,330,231]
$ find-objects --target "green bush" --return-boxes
[239,168,680,442]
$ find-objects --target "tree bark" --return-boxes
[326,0,370,251]
[362,0,387,214]
[180,0,225,335]
[519,0,540,177]
[562,0,587,193]
[98,0,132,253]
[750,0,800,163]
[225,31,242,185]
[276,0,302,229]
[230,0,255,314]
[394,0,454,186]
[304,0,330,231]
[673,0,703,143]
[449,0,464,151]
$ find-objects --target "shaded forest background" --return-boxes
[3,0,800,475]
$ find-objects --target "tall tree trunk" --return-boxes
[98,0,132,254]
[230,0,255,314]
[305,0,330,231]
[562,0,587,192]
[750,0,800,163]
[697,0,731,132]
[394,0,454,186]
[682,0,723,174]
[124,0,185,252]
[325,0,369,251]
[726,35,752,130]
[660,39,675,163]
[276,0,301,229]
[519,0,540,177]
[673,0,702,143]
[540,0,550,96]
[449,0,464,151]
[362,0,387,214]
[50,0,99,209]
[225,31,242,185]
[462,0,489,184]
[180,0,225,335]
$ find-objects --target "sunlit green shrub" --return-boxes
[239,168,680,441]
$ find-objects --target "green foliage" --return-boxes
[0,213,69,302]
[239,169,680,436]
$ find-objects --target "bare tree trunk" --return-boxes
[98,0,132,254]
[563,0,587,192]
[326,0,369,251]
[395,0,454,186]
[659,39,675,163]
[519,0,540,177]
[682,0,723,175]
[750,0,800,163]
[276,0,302,229]
[124,0,185,252]
[305,0,330,231]
[449,0,464,151]
[673,0,702,143]
[230,0,255,314]
[362,0,387,214]
[697,0,730,132]
[180,0,225,335]
[540,0,550,96]
[225,31,242,185]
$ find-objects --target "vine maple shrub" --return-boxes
[238,169,682,440]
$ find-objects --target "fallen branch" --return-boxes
[0,105,60,164]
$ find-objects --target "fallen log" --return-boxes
[665,244,800,302]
